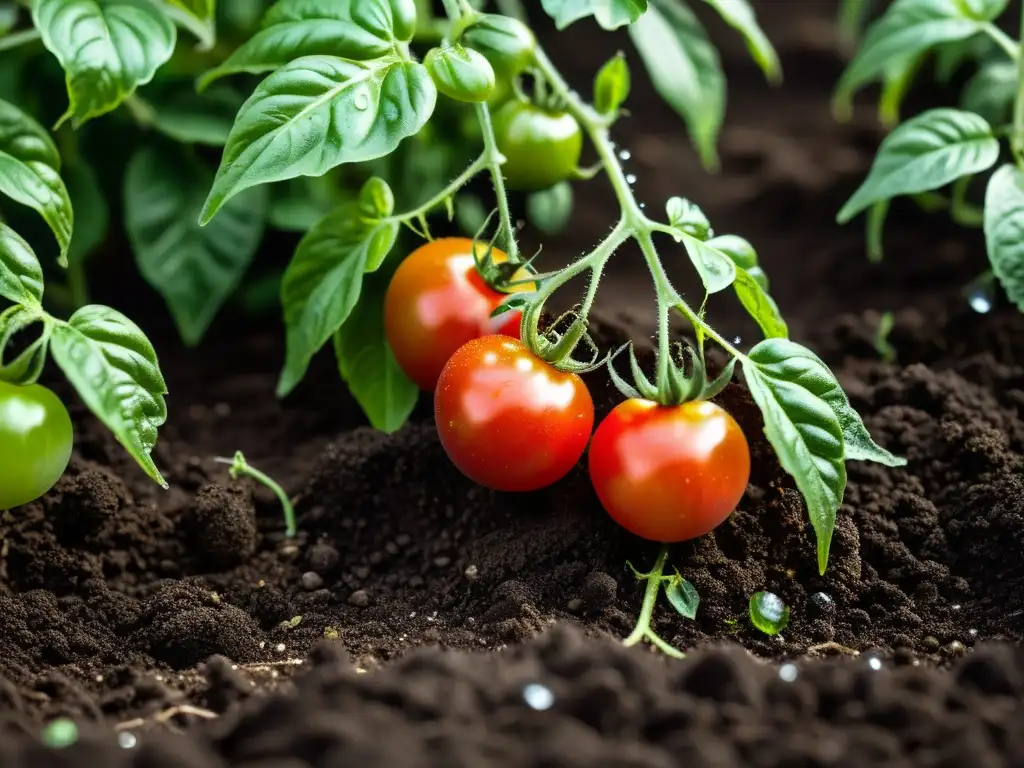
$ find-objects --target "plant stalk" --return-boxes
[622,545,685,658]
[0,27,40,53]
[1012,8,1024,166]
[216,453,296,538]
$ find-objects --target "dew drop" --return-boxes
[117,732,138,749]
[732,336,742,345]
[353,90,371,111]
[522,682,555,710]
[778,663,798,682]
[964,274,995,314]
[639,203,646,209]
[625,174,637,184]
[619,149,632,160]
[867,656,883,671]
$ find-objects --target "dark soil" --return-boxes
[3,2,1024,766]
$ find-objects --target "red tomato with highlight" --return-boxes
[384,238,533,391]
[588,399,750,542]
[435,336,594,492]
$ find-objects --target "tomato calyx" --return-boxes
[607,339,736,407]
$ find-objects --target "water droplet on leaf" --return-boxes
[625,174,637,184]
[749,591,790,636]
[118,732,138,749]
[522,682,555,710]
[354,90,371,111]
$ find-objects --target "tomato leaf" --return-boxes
[540,0,648,29]
[332,268,417,434]
[961,60,1017,125]
[837,109,999,223]
[664,576,700,619]
[593,52,631,114]
[984,164,1024,312]
[50,305,168,487]
[0,98,73,266]
[681,236,736,294]
[158,0,216,49]
[278,180,400,396]
[146,82,244,146]
[65,158,109,266]
[0,304,50,386]
[198,0,416,89]
[742,342,847,574]
[699,0,780,83]
[834,0,991,113]
[878,53,920,128]
[125,145,268,347]
[666,197,711,239]
[32,0,177,128]
[200,55,436,224]
[629,0,724,170]
[733,267,787,339]
[0,221,44,307]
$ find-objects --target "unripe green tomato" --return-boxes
[460,14,536,80]
[492,100,583,192]
[425,44,496,104]
[0,380,73,509]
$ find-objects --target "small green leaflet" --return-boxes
[0,221,44,306]
[837,109,999,223]
[733,267,787,339]
[332,268,417,434]
[540,0,648,29]
[200,55,436,223]
[961,61,1017,125]
[0,304,50,385]
[699,0,780,83]
[834,0,991,114]
[197,0,409,91]
[32,0,177,128]
[749,591,789,635]
[681,235,736,294]
[629,0,724,170]
[593,53,631,114]
[125,145,268,346]
[665,576,699,619]
[278,181,400,396]
[984,165,1024,312]
[50,305,168,487]
[159,0,216,49]
[0,98,73,265]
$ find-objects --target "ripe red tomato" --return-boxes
[435,336,594,492]
[588,399,750,542]
[384,238,532,391]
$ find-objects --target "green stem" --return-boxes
[123,95,157,128]
[984,22,1020,63]
[621,545,685,659]
[1012,12,1024,166]
[0,27,41,53]
[391,154,488,224]
[66,261,89,309]
[216,452,296,538]
[475,101,519,262]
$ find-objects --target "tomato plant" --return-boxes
[589,398,750,543]
[434,335,594,492]
[383,237,531,390]
[834,0,1024,314]
[0,380,73,509]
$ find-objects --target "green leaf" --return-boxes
[682,236,736,294]
[985,164,1024,312]
[666,196,711,239]
[125,145,267,347]
[160,0,216,49]
[874,311,897,363]
[866,198,889,263]
[200,55,436,223]
[0,3,18,35]
[268,175,344,232]
[147,82,244,146]
[527,181,574,236]
[706,233,756,270]
[837,109,999,223]
[332,268,417,433]
[425,43,496,104]
[834,0,988,113]
[0,221,43,306]
[65,158,109,265]
[961,60,1017,125]
[0,98,73,265]
[593,52,631,114]
[540,0,648,29]
[664,576,699,619]
[733,267,787,339]
[32,0,177,127]
[699,0,780,83]
[742,340,847,573]
[0,303,50,385]
[878,53,920,128]
[749,591,789,635]
[50,305,168,487]
[197,0,416,90]
[629,0,723,170]
[278,180,400,396]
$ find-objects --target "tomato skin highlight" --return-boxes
[384,238,530,391]
[0,380,74,509]
[435,336,594,492]
[588,399,750,542]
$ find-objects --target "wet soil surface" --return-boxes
[3,3,1024,766]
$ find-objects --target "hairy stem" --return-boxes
[392,154,488,224]
[475,102,519,262]
[984,22,1020,63]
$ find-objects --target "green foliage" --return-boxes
[749,591,790,635]
[985,165,1024,312]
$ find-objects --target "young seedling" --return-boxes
[215,451,297,538]
[835,0,1024,313]
[750,591,791,636]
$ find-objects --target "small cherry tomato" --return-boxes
[384,238,532,391]
[435,336,594,492]
[588,399,750,542]
[492,100,583,191]
[0,380,73,509]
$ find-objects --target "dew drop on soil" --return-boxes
[619,150,631,160]
[118,732,138,749]
[523,682,555,710]
[778,663,798,682]
[965,276,994,314]
[733,336,742,345]
[625,174,637,184]
[867,656,883,671]
[810,592,834,612]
